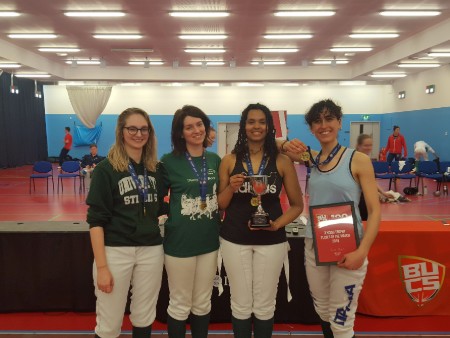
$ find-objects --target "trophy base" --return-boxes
[250,213,270,228]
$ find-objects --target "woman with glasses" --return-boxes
[217,103,303,338]
[158,105,221,338]
[302,100,380,338]
[87,107,165,338]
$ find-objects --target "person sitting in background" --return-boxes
[81,144,104,169]
[206,126,216,148]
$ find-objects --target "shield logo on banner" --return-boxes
[398,255,446,306]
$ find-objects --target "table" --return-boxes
[0,221,319,324]
[358,221,450,316]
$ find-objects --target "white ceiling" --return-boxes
[1,0,450,84]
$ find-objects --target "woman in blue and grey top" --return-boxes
[303,99,380,338]
[218,103,303,338]
[87,108,165,338]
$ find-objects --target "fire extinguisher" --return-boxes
[379,148,387,161]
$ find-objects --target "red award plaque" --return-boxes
[309,202,360,265]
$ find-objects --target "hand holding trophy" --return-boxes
[249,174,272,228]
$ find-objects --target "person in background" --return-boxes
[356,134,408,220]
[159,105,221,338]
[206,126,216,148]
[302,99,380,338]
[81,144,105,169]
[86,108,165,338]
[385,125,407,164]
[218,103,303,338]
[58,126,73,167]
[413,140,438,162]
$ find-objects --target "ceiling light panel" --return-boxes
[8,34,57,39]
[397,63,440,68]
[65,60,101,65]
[0,11,21,17]
[169,11,229,17]
[257,48,299,53]
[312,60,349,65]
[380,10,440,16]
[250,61,286,65]
[15,74,51,78]
[428,52,450,57]
[0,63,21,68]
[93,34,142,39]
[264,34,313,39]
[39,47,81,52]
[274,11,335,17]
[64,11,126,17]
[128,61,164,65]
[184,49,225,53]
[179,34,227,40]
[350,33,399,38]
[330,47,372,52]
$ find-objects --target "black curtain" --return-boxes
[0,71,48,168]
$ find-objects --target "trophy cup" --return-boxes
[248,174,271,228]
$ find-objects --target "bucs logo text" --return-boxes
[399,255,445,306]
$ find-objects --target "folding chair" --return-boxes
[29,161,54,193]
[57,161,82,193]
[372,161,395,190]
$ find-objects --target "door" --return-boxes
[217,122,240,158]
[350,122,380,160]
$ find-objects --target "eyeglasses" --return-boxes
[124,126,150,135]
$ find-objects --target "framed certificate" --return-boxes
[309,201,360,266]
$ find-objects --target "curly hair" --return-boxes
[232,103,279,161]
[304,99,343,127]
[108,107,157,172]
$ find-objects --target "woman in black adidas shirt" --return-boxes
[87,108,165,338]
[218,103,303,338]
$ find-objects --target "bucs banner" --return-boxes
[358,221,450,316]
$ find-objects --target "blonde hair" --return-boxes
[108,107,158,172]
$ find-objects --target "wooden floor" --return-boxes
[1,163,450,337]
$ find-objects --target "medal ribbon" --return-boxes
[245,152,267,176]
[185,150,208,204]
[310,143,341,168]
[127,163,148,215]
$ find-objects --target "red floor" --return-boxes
[1,164,449,222]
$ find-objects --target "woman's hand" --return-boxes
[228,173,246,192]
[337,248,366,270]
[284,139,308,154]
[97,266,114,293]
[248,219,281,231]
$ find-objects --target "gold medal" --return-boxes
[250,197,259,207]
[200,201,207,210]
[300,152,310,162]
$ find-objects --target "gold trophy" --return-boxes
[248,174,271,228]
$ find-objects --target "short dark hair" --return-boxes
[171,105,211,155]
[65,127,71,132]
[304,99,343,127]
[393,125,400,131]
[89,144,97,148]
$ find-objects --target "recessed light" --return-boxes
[169,11,229,18]
[128,61,164,65]
[179,34,227,40]
[264,34,313,39]
[369,73,407,78]
[250,61,286,65]
[350,33,399,38]
[15,74,51,78]
[257,48,299,53]
[311,60,349,65]
[274,11,335,17]
[380,10,440,16]
[330,47,372,52]
[190,61,225,66]
[428,52,450,57]
[64,11,126,17]
[38,47,81,52]
[0,11,21,17]
[184,49,225,53]
[0,63,21,68]
[8,34,57,39]
[93,34,142,39]
[398,63,440,68]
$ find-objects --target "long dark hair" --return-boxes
[232,103,279,161]
[171,105,211,155]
